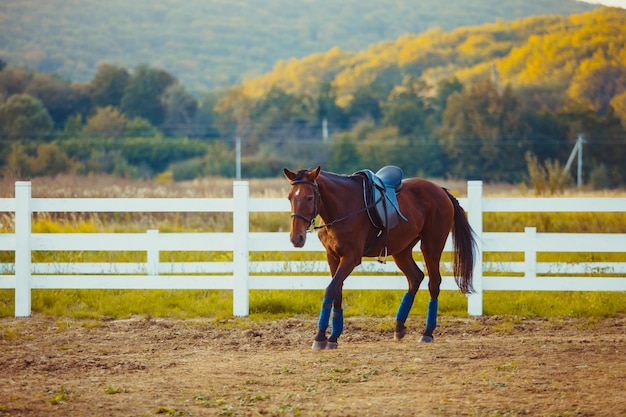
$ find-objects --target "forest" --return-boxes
[0,7,625,188]
[0,0,595,91]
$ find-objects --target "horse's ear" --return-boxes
[284,168,296,181]
[311,166,321,179]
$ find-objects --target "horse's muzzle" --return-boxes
[290,233,306,248]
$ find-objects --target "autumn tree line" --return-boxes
[0,7,625,187]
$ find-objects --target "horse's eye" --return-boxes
[307,195,314,202]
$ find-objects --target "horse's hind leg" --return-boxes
[392,247,425,341]
[420,237,446,343]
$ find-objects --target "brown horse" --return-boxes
[284,166,476,350]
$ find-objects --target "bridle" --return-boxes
[289,179,320,233]
[289,176,380,233]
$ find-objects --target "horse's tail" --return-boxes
[444,189,477,294]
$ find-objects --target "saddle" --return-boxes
[354,165,408,233]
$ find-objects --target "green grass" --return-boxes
[1,288,624,319]
[484,212,626,233]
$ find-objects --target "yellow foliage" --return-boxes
[32,218,100,233]
[610,91,626,128]
[567,48,626,114]
[155,171,174,184]
[220,6,626,123]
[85,106,127,137]
[241,47,354,100]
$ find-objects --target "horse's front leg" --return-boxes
[313,255,356,350]
[328,283,344,348]
[312,283,344,350]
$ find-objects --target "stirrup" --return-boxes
[377,246,388,264]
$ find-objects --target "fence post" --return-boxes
[146,229,159,276]
[466,181,483,316]
[524,227,537,280]
[232,181,249,316]
[14,181,32,317]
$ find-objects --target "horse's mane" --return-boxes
[292,168,355,183]
[320,169,356,181]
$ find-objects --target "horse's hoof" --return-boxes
[394,328,407,341]
[419,335,434,343]
[327,341,338,349]
[312,339,328,350]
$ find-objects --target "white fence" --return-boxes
[1,181,625,318]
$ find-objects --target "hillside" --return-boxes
[0,0,596,93]
[240,7,626,106]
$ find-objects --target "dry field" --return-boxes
[0,315,625,417]
[5,173,623,199]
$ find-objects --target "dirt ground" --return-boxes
[0,315,624,417]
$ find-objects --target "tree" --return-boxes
[356,126,407,170]
[326,134,362,174]
[193,92,221,139]
[120,64,176,126]
[63,114,83,136]
[161,83,198,136]
[345,85,383,125]
[29,142,72,176]
[253,86,293,118]
[2,141,71,178]
[250,86,317,146]
[202,140,235,177]
[125,117,159,137]
[315,81,348,132]
[433,77,463,119]
[70,82,95,121]
[522,108,568,162]
[90,63,130,108]
[214,85,254,144]
[0,93,54,141]
[383,76,449,177]
[0,66,32,99]
[2,143,30,178]
[610,90,626,129]
[24,72,82,128]
[382,76,433,136]
[440,78,531,181]
[84,106,127,137]
[557,105,626,187]
[567,51,626,116]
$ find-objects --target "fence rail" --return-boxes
[1,181,625,317]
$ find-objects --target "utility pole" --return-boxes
[563,133,585,188]
[322,117,329,143]
[235,137,242,179]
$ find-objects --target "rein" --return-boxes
[290,178,380,233]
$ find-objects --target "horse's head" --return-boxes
[284,166,321,247]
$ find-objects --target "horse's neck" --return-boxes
[317,172,361,221]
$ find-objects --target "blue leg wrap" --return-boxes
[426,298,438,332]
[395,292,415,322]
[317,298,333,331]
[330,308,344,338]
